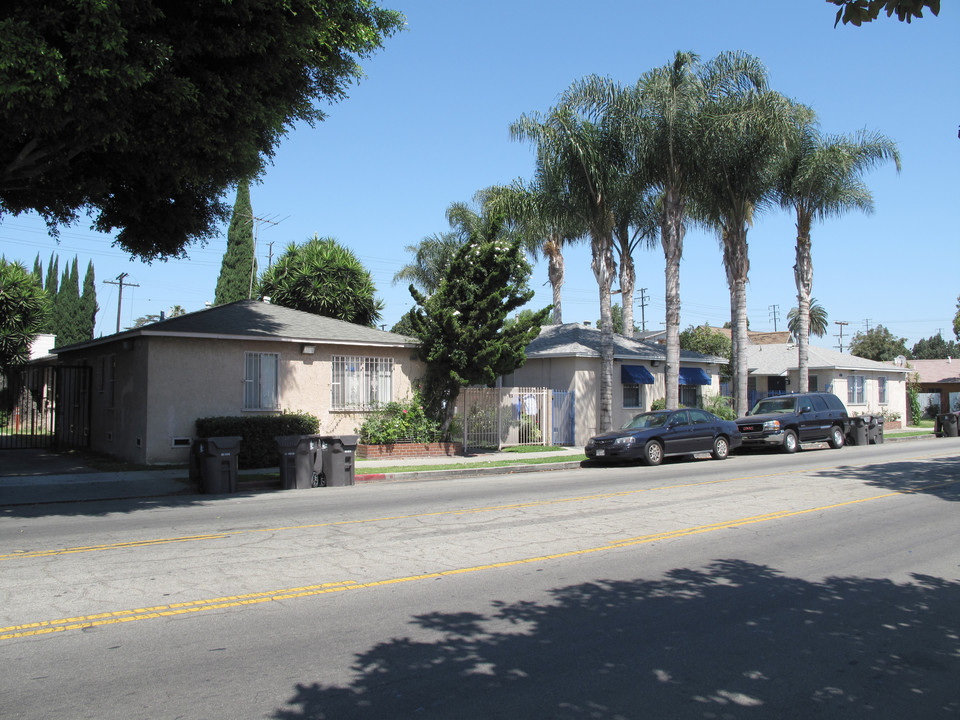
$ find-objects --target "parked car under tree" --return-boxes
[585,409,742,466]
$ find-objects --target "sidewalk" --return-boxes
[0,446,586,507]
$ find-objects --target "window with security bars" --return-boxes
[847,375,866,405]
[244,352,279,410]
[878,376,887,404]
[331,356,393,409]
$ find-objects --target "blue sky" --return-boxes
[3,1,958,349]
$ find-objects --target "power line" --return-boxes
[769,304,780,332]
[103,273,140,334]
[834,320,849,352]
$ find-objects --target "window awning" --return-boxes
[621,364,654,384]
[678,366,711,385]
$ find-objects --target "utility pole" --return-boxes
[835,320,849,352]
[637,288,649,333]
[103,273,140,333]
[246,213,284,299]
[769,304,780,332]
[267,241,275,269]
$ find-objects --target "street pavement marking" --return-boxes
[3,476,958,642]
[2,449,954,563]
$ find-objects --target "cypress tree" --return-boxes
[214,179,256,304]
[32,254,43,285]
[80,260,98,340]
[53,257,82,347]
[41,253,58,333]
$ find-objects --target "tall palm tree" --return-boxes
[512,97,624,431]
[787,298,828,339]
[612,188,660,338]
[392,231,465,296]
[778,104,900,391]
[695,52,792,416]
[479,173,586,326]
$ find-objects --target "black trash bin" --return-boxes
[276,435,321,489]
[937,412,959,438]
[198,436,242,494]
[315,434,359,487]
[866,415,880,445]
[873,416,884,444]
[847,416,868,446]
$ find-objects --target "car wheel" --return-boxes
[711,436,729,460]
[642,440,663,466]
[827,425,845,449]
[782,429,798,454]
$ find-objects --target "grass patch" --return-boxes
[499,444,567,454]
[356,453,586,475]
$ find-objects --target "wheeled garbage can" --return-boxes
[276,435,321,489]
[936,412,959,438]
[847,416,868,446]
[198,436,242,494]
[315,434,359,487]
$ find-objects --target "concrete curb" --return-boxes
[355,460,586,483]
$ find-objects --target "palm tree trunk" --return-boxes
[618,236,636,337]
[545,237,564,325]
[661,190,685,411]
[794,211,813,393]
[593,229,616,432]
[724,227,750,417]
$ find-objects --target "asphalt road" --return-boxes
[2,441,959,719]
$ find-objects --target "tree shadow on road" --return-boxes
[273,559,960,719]
[812,453,960,502]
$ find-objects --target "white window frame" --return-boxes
[878,376,887,405]
[331,356,394,410]
[244,352,280,411]
[847,375,866,405]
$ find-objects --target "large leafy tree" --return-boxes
[911,332,959,359]
[407,218,550,424]
[259,235,383,327]
[693,53,791,417]
[954,295,960,341]
[215,179,257,304]
[680,323,732,379]
[0,1,403,261]
[849,324,911,361]
[0,258,48,375]
[777,103,900,393]
[829,0,939,26]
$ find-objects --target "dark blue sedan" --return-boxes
[584,408,742,466]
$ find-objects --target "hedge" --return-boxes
[195,412,319,469]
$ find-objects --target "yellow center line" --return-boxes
[2,450,954,562]
[3,476,957,642]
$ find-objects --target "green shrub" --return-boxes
[703,394,736,420]
[650,397,666,411]
[357,392,443,445]
[195,411,319,468]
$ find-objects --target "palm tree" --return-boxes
[392,231,465,296]
[778,104,900,391]
[612,189,660,337]
[480,170,586,326]
[511,97,624,431]
[694,52,792,416]
[787,298,828,339]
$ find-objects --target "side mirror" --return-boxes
[800,405,813,414]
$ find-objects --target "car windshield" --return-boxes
[622,412,669,429]
[750,397,797,415]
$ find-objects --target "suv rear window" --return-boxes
[822,394,846,411]
[810,395,828,411]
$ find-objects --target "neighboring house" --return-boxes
[29,334,57,361]
[906,358,960,415]
[52,300,423,464]
[503,323,726,446]
[742,343,909,421]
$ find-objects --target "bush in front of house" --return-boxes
[195,412,319,468]
[357,392,443,445]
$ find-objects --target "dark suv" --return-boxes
[735,392,849,453]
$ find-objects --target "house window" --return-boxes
[847,375,866,405]
[331,356,393,409]
[623,384,643,409]
[244,352,279,410]
[878,376,887,404]
[809,375,819,392]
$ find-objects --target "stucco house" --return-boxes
[503,323,726,446]
[743,343,909,421]
[52,300,423,464]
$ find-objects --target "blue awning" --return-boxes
[621,364,654,384]
[678,366,711,385]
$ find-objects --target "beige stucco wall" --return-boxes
[511,357,721,445]
[61,336,424,464]
[753,370,908,422]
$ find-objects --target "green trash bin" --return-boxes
[276,435,321,489]
[198,436,242,494]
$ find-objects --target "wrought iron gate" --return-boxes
[0,366,91,449]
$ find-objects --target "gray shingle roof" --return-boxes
[746,343,910,375]
[525,323,725,364]
[53,300,419,353]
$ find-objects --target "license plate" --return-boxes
[596,449,605,456]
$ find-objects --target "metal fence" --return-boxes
[0,366,91,449]
[456,387,554,450]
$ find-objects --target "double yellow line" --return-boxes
[5,479,956,642]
